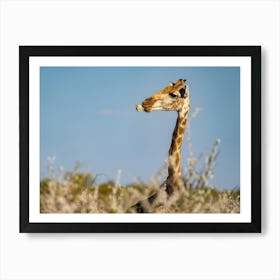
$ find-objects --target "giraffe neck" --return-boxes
[167,106,189,191]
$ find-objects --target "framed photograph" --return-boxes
[20,46,261,233]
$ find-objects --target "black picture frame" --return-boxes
[20,46,261,233]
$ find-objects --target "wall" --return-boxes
[0,0,279,279]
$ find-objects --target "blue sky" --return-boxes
[40,66,240,190]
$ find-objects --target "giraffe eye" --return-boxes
[169,93,177,98]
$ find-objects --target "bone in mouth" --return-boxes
[136,104,143,111]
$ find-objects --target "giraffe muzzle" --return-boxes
[140,97,155,112]
[136,98,154,112]
[136,104,152,112]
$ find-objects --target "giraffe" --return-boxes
[132,79,190,213]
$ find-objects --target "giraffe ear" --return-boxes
[179,86,187,98]
[169,82,175,87]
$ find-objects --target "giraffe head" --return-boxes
[136,79,189,113]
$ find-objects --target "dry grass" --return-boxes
[40,174,240,213]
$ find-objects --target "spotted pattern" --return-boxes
[136,79,190,195]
